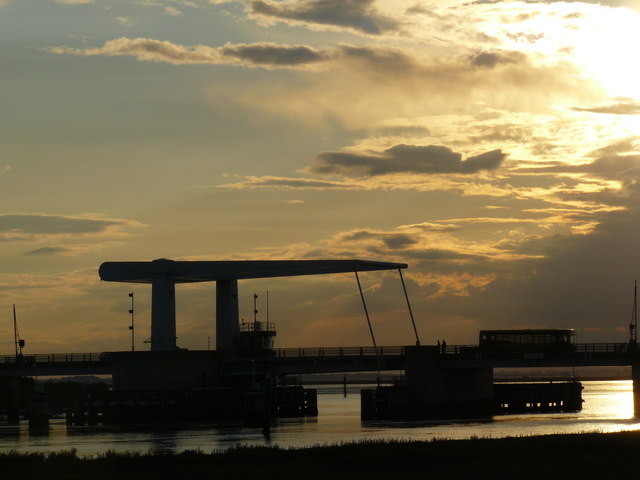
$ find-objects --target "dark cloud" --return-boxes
[53,37,421,74]
[25,246,76,256]
[220,43,326,66]
[405,4,431,15]
[334,228,490,266]
[339,230,417,250]
[335,44,418,74]
[51,38,329,69]
[383,234,417,249]
[451,205,640,339]
[572,100,640,115]
[310,144,507,177]
[470,51,522,68]
[250,0,401,35]
[0,214,140,241]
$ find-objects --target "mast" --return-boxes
[13,304,23,357]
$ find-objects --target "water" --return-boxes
[0,381,637,456]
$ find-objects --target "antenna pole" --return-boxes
[13,304,19,357]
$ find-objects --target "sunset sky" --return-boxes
[2,0,640,354]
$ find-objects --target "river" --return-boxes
[0,380,637,456]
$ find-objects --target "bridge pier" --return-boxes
[150,260,177,351]
[0,376,21,423]
[362,346,495,419]
[216,279,240,351]
[404,346,494,416]
[632,362,640,417]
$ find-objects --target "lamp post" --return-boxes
[128,292,135,352]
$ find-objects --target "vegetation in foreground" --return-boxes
[1,430,638,479]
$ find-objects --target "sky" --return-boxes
[2,0,640,354]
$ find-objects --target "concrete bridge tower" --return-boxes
[99,258,407,352]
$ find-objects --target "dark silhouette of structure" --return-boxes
[98,258,409,352]
[3,258,640,423]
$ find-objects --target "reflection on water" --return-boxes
[0,381,638,456]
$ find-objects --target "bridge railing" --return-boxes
[494,373,580,383]
[0,353,106,365]
[1,342,636,365]
[275,346,405,358]
[575,343,632,353]
[439,343,635,355]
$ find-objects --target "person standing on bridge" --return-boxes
[442,339,447,354]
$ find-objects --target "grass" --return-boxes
[3,431,640,479]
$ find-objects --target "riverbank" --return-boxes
[1,430,638,479]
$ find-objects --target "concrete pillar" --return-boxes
[0,376,21,424]
[632,362,640,417]
[216,279,240,351]
[151,259,177,351]
[404,346,494,414]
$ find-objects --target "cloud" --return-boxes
[49,38,328,69]
[372,125,431,137]
[24,245,94,256]
[249,0,402,35]
[0,214,144,241]
[333,44,419,74]
[572,99,640,115]
[218,175,362,190]
[164,6,183,15]
[49,37,593,135]
[203,46,589,130]
[116,17,134,26]
[515,140,640,182]
[1,165,11,175]
[216,172,519,197]
[220,42,326,66]
[470,51,523,68]
[54,0,93,4]
[49,37,421,72]
[310,145,507,177]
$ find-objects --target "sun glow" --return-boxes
[571,8,640,100]
[478,3,640,100]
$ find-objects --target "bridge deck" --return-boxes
[0,343,638,377]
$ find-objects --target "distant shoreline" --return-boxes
[3,430,640,478]
[285,367,632,385]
